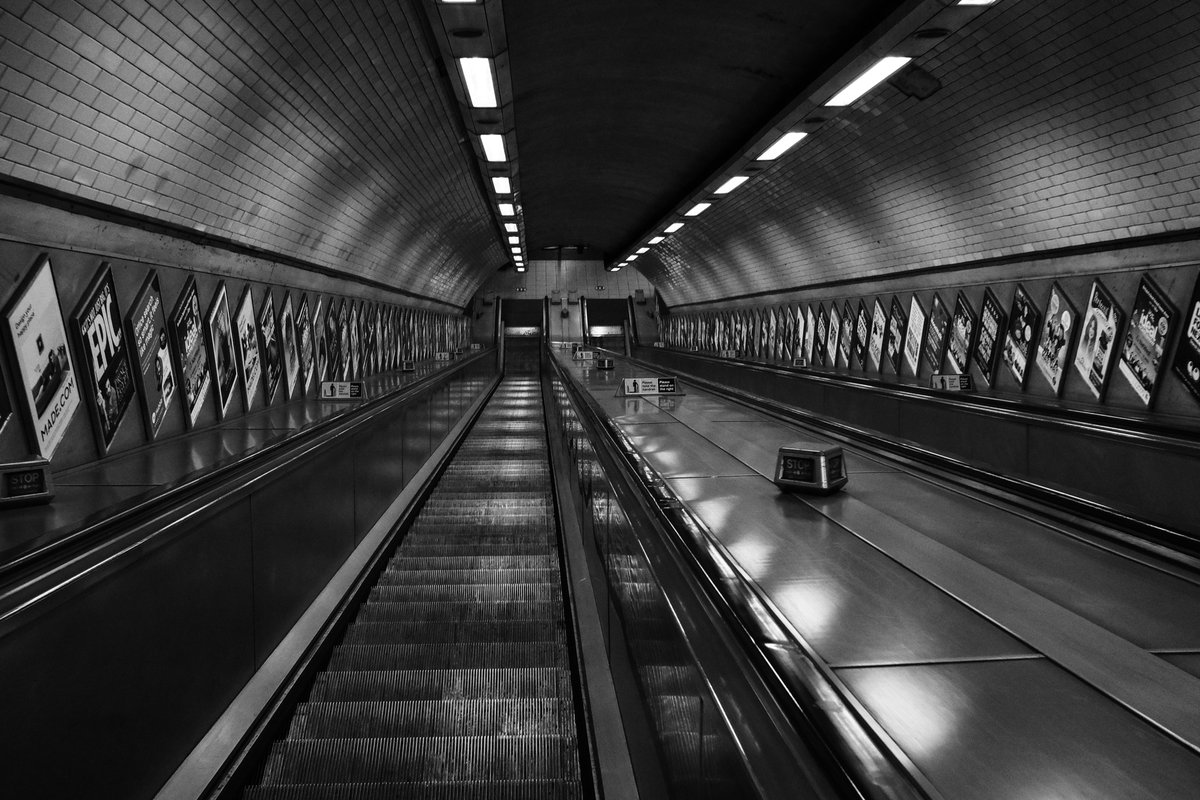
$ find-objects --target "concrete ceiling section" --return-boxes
[638,0,1200,307]
[503,0,910,261]
[0,0,504,308]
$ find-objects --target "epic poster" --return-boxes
[1073,279,1123,400]
[279,292,299,399]
[924,293,950,374]
[1001,284,1041,388]
[885,297,907,376]
[259,291,282,404]
[206,282,238,419]
[1034,282,1076,396]
[125,272,175,440]
[1172,272,1200,406]
[947,292,977,376]
[234,286,261,410]
[169,277,210,428]
[973,289,1006,385]
[4,255,80,457]
[1118,276,1175,407]
[72,263,135,453]
[903,295,926,378]
[297,294,314,394]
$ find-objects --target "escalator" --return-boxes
[242,373,586,799]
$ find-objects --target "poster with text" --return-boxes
[947,292,977,375]
[885,297,907,376]
[279,292,299,399]
[815,304,829,367]
[1001,284,1041,388]
[326,300,342,381]
[904,295,926,377]
[233,286,261,411]
[72,263,135,454]
[169,277,211,428]
[297,294,314,394]
[125,272,175,440]
[205,282,238,420]
[1072,279,1123,400]
[923,293,950,374]
[853,300,870,370]
[337,300,351,379]
[826,304,840,367]
[973,289,1006,385]
[1118,276,1175,407]
[1034,282,1077,396]
[869,299,886,372]
[803,306,816,364]
[1172,272,1200,405]
[839,301,853,368]
[259,291,282,404]
[348,302,360,377]
[4,255,80,458]
[313,298,328,383]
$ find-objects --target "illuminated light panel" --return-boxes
[649,236,664,244]
[492,176,512,194]
[504,223,518,233]
[508,236,520,244]
[480,134,506,162]
[715,175,749,194]
[608,266,622,272]
[636,247,649,254]
[458,57,498,108]
[685,202,710,216]
[510,246,521,254]
[628,254,639,261]
[498,203,515,216]
[516,266,526,272]
[957,0,997,4]
[826,56,912,106]
[757,132,807,161]
[664,222,684,233]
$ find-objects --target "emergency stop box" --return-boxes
[773,442,847,494]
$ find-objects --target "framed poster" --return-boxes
[326,300,342,381]
[868,299,886,372]
[1117,276,1176,407]
[297,294,314,394]
[826,304,840,367]
[803,305,816,364]
[947,292,977,375]
[852,300,870,371]
[72,263,135,454]
[125,272,176,440]
[370,304,381,374]
[923,293,950,374]
[1001,284,1041,389]
[885,297,907,376]
[814,304,829,367]
[1034,282,1077,396]
[279,292,299,399]
[839,301,854,368]
[1172,272,1200,406]
[3,255,80,458]
[973,289,1006,386]
[903,295,926,377]
[346,301,359,377]
[1072,279,1123,401]
[205,281,238,420]
[312,298,328,383]
[258,290,282,404]
[233,286,261,411]
[169,277,211,428]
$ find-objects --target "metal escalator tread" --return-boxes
[243,378,584,799]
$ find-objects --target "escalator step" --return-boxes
[368,583,558,604]
[393,543,551,558]
[375,569,558,587]
[356,601,561,624]
[287,698,575,738]
[341,620,564,646]
[327,642,568,671]
[245,778,581,800]
[308,668,573,703]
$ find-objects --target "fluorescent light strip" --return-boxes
[826,56,912,106]
[498,203,515,216]
[685,202,710,217]
[957,0,996,4]
[628,254,639,261]
[516,266,526,272]
[664,222,684,233]
[458,57,498,108]
[480,134,506,162]
[649,236,664,244]
[510,246,521,254]
[608,266,621,272]
[757,132,807,161]
[636,247,649,254]
[715,175,749,194]
[508,236,520,244]
[492,176,512,194]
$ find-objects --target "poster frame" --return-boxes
[1000,283,1041,389]
[923,292,950,374]
[1072,278,1123,402]
[853,300,870,371]
[839,300,854,368]
[1117,275,1176,408]
[71,261,136,455]
[169,275,211,429]
[946,291,978,376]
[869,298,887,373]
[279,291,299,400]
[204,280,238,420]
[297,293,314,395]
[973,288,1006,386]
[1171,271,1200,406]
[1033,281,1078,397]
[903,294,926,378]
[124,271,176,441]
[233,285,261,412]
[826,303,840,367]
[258,289,282,405]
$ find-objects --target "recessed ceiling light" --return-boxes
[636,247,649,254]
[608,266,621,272]
[757,132,807,161]
[956,0,996,4]
[498,202,515,216]
[516,266,526,272]
[826,56,912,106]
[510,246,521,254]
[492,176,511,194]
[685,202,710,216]
[715,176,749,194]
[441,0,479,4]
[505,223,518,233]
[458,58,498,108]
[664,222,684,233]
[508,236,519,244]
[649,236,664,244]
[480,134,506,162]
[628,254,639,261]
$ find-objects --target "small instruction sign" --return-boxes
[435,351,452,361]
[930,373,974,392]
[320,381,364,400]
[621,376,679,396]
[470,343,482,350]
[573,350,595,361]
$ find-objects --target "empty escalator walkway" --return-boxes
[244,376,585,799]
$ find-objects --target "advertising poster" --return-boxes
[326,300,342,381]
[1118,276,1175,407]
[826,304,840,367]
[1034,282,1077,396]
[885,296,907,376]
[1072,279,1123,400]
[312,298,328,383]
[853,300,870,370]
[973,289,1006,385]
[839,301,854,368]
[947,292,977,375]
[233,286,261,411]
[814,304,829,366]
[297,294,314,394]
[205,281,238,420]
[259,291,282,404]
[279,292,299,399]
[370,304,381,373]
[923,293,950,374]
[169,277,211,428]
[803,305,816,364]
[72,263,135,453]
[346,302,358,378]
[904,295,926,377]
[4,255,81,458]
[1172,272,1200,405]
[1001,284,1041,388]
[125,272,176,440]
[869,299,886,372]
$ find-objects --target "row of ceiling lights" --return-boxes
[609,0,1000,274]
